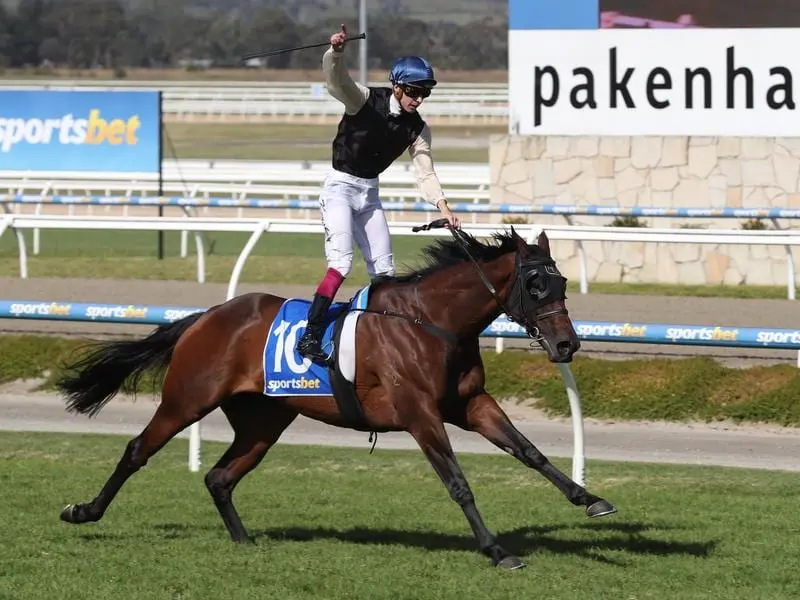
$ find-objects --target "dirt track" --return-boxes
[2,390,799,472]
[1,276,798,365]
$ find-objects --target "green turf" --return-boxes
[0,229,794,299]
[162,122,502,163]
[0,230,429,285]
[1,431,798,600]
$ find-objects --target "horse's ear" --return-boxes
[510,225,527,250]
[537,230,551,255]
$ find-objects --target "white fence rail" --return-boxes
[0,159,490,194]
[0,80,509,120]
[1,216,798,300]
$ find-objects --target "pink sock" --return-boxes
[317,268,345,299]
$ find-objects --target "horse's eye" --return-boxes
[525,271,545,294]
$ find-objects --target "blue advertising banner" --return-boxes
[0,90,161,173]
[1,300,799,350]
[0,300,203,324]
[483,319,800,350]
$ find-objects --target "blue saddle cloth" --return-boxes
[263,286,370,396]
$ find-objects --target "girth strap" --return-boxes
[346,307,459,346]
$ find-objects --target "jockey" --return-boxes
[296,24,461,364]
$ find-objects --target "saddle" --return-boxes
[263,286,371,431]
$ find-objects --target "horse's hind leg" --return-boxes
[455,393,616,518]
[60,389,220,525]
[204,393,298,544]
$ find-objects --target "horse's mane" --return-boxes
[386,229,529,284]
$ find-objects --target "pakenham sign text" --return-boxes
[509,29,800,136]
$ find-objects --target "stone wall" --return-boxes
[489,135,800,289]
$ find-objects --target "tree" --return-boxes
[1,0,506,70]
[436,18,506,69]
[8,0,56,67]
[242,8,305,69]
[0,4,12,67]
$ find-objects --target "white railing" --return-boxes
[0,159,490,192]
[2,216,798,300]
[0,80,509,120]
[165,100,507,121]
[0,161,493,243]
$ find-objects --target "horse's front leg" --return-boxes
[455,392,616,518]
[407,415,525,569]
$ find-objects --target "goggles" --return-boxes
[400,84,432,99]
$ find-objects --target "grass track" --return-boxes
[1,431,798,599]
[162,122,501,162]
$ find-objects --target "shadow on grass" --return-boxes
[92,519,717,565]
[256,521,714,565]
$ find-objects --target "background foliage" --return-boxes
[0,0,508,70]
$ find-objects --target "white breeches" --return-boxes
[319,169,394,278]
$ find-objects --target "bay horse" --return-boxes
[55,220,616,570]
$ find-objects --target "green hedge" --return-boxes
[482,351,800,426]
[2,335,799,427]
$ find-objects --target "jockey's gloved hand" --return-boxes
[437,199,461,229]
[331,24,347,52]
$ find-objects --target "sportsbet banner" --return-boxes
[0,90,160,173]
[509,28,800,136]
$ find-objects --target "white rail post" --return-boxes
[557,363,585,487]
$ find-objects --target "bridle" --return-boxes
[341,219,569,352]
[412,219,569,344]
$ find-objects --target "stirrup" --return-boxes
[297,332,328,364]
[300,348,331,366]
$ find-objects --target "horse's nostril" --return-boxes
[556,341,572,356]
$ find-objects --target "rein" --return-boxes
[348,218,564,347]
[411,219,564,344]
[423,221,511,313]
[344,306,458,345]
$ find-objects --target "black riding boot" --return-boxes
[296,293,333,364]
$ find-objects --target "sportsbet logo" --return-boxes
[266,377,322,393]
[0,109,141,153]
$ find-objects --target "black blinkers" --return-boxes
[505,253,568,334]
[523,261,566,305]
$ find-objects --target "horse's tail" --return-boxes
[56,311,206,417]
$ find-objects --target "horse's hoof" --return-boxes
[587,499,617,518]
[235,535,256,545]
[60,504,78,523]
[496,555,526,570]
[60,503,98,524]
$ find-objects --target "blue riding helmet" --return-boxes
[389,56,437,88]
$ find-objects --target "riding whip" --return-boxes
[412,218,451,232]
[241,33,367,62]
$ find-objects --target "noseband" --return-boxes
[413,220,568,343]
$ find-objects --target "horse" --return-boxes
[54,220,616,570]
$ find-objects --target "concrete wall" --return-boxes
[489,135,800,288]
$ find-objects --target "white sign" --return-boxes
[509,28,799,136]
